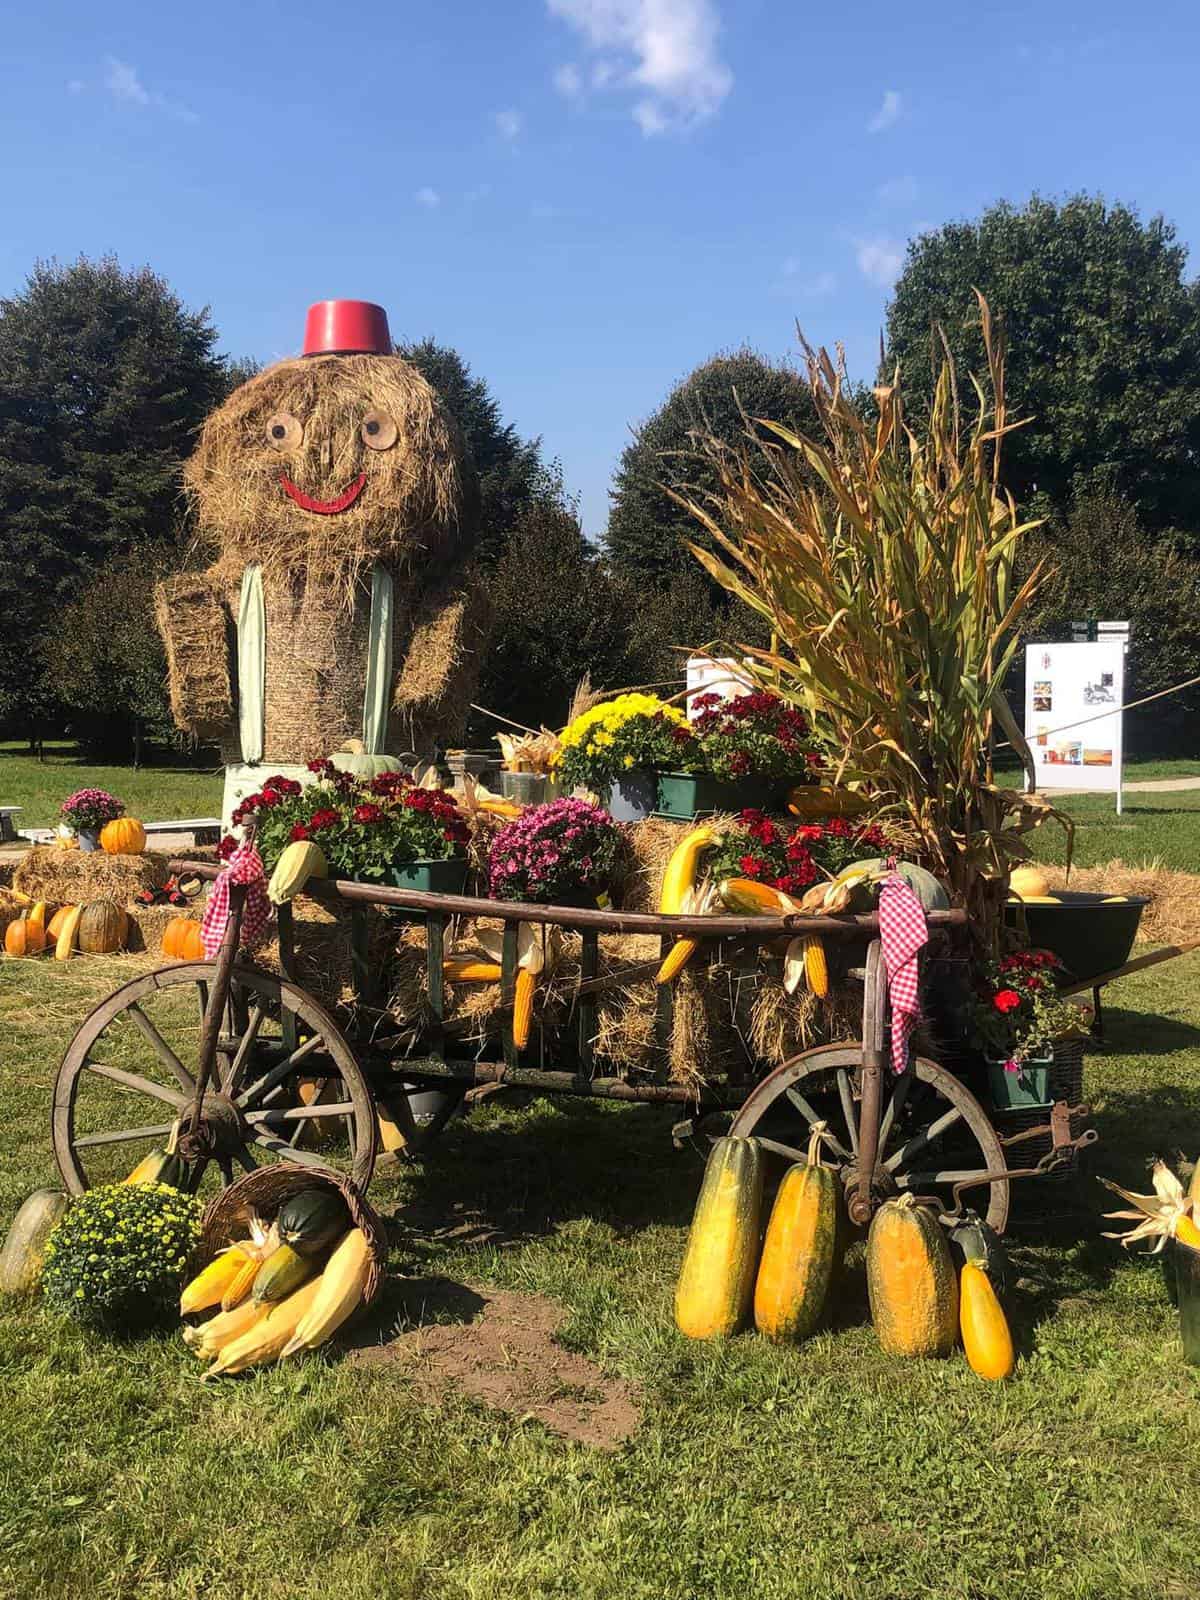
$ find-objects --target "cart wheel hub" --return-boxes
[176,1092,249,1163]
[841,1161,898,1226]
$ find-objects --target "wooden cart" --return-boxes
[51,864,1099,1235]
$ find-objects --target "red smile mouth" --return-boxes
[279,471,366,515]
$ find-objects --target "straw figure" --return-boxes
[155,301,489,802]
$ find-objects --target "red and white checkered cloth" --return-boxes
[200,838,273,959]
[878,869,929,1074]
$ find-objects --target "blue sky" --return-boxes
[3,0,1200,536]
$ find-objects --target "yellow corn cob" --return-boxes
[717,878,787,915]
[203,1277,324,1377]
[802,935,830,998]
[443,958,503,983]
[267,841,328,905]
[185,1296,270,1358]
[512,968,536,1050]
[657,938,699,985]
[180,1244,256,1316]
[220,1251,263,1313]
[659,825,717,915]
[281,1227,372,1357]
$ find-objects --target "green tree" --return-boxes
[0,256,231,736]
[478,499,636,730]
[886,196,1200,533]
[53,545,179,763]
[605,347,820,587]
[397,338,557,565]
[1017,483,1200,750]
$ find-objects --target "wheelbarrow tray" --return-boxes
[1005,891,1149,986]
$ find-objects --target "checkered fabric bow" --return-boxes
[200,838,272,959]
[878,868,929,1074]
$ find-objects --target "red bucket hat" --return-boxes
[302,300,392,357]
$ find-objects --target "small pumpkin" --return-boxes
[47,905,76,941]
[5,902,48,958]
[328,738,405,780]
[161,916,205,962]
[77,899,129,954]
[100,817,147,855]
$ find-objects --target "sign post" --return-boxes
[1024,628,1128,812]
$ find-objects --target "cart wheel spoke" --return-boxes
[75,1122,176,1149]
[235,1032,325,1110]
[836,1068,859,1158]
[243,1102,356,1127]
[877,1066,912,1156]
[251,1132,330,1168]
[883,1104,962,1173]
[126,1003,195,1094]
[756,1135,811,1165]
[895,1169,992,1189]
[222,1003,267,1096]
[83,1061,186,1110]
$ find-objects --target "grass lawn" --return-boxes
[1023,790,1200,873]
[0,743,223,830]
[2,952,1200,1599]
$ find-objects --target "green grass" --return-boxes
[3,952,1200,1598]
[1023,790,1200,872]
[0,743,223,830]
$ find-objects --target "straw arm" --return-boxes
[169,857,969,940]
[154,572,234,740]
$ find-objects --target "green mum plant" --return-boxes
[42,1181,202,1332]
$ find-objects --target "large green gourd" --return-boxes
[866,1194,958,1357]
[753,1123,842,1342]
[275,1189,349,1258]
[0,1190,70,1295]
[675,1137,763,1340]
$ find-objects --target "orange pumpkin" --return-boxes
[5,912,47,958]
[47,905,75,941]
[100,817,147,855]
[161,916,205,962]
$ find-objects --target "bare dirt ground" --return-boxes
[350,1277,641,1451]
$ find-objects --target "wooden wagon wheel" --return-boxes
[730,1045,1010,1234]
[53,962,377,1197]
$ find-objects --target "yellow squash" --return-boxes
[958,1260,1015,1380]
[675,1137,764,1340]
[866,1194,958,1357]
[656,825,717,985]
[754,1123,841,1342]
[203,1277,324,1376]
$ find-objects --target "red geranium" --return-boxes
[993,989,1022,1014]
[309,808,340,831]
[290,823,312,842]
[353,803,384,826]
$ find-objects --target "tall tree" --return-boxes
[605,347,820,587]
[396,338,557,564]
[0,256,231,734]
[886,196,1200,534]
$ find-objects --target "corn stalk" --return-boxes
[674,294,1069,946]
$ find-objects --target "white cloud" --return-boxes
[546,0,732,135]
[103,56,197,122]
[66,78,85,95]
[553,62,583,97]
[494,108,523,139]
[867,89,902,134]
[780,261,837,296]
[856,238,904,288]
[415,186,440,208]
[877,173,918,207]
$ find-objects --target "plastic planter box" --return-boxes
[655,772,781,820]
[389,857,469,896]
[987,1054,1054,1111]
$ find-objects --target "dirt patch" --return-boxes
[351,1277,640,1451]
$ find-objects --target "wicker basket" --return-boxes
[994,1036,1087,1191]
[197,1163,388,1307]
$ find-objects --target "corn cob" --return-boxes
[267,841,328,905]
[657,938,699,985]
[281,1228,372,1358]
[443,958,503,983]
[202,1277,324,1377]
[512,968,536,1051]
[717,878,788,915]
[184,1296,270,1358]
[180,1243,256,1316]
[220,1252,263,1312]
[802,935,830,998]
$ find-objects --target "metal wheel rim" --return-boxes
[730,1043,1010,1232]
[53,961,377,1196]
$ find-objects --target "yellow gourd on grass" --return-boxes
[958,1260,1015,1380]
[675,1137,763,1340]
[754,1123,841,1342]
[866,1194,958,1358]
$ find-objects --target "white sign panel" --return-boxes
[1024,641,1125,796]
[685,655,754,719]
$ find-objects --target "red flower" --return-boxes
[309,808,340,830]
[738,854,765,879]
[263,775,301,796]
[289,823,311,842]
[307,758,335,776]
[353,803,384,825]
[218,834,238,860]
[256,789,282,809]
[993,989,1022,1014]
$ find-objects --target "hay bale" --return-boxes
[186,353,476,591]
[13,847,169,907]
[255,896,398,1015]
[0,889,25,939]
[156,573,234,739]
[1043,862,1200,947]
[124,902,202,957]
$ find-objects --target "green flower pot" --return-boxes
[654,771,781,820]
[987,1054,1054,1111]
[389,857,469,896]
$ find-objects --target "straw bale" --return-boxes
[155,574,234,739]
[0,889,24,938]
[393,576,492,757]
[123,903,202,956]
[254,896,397,1015]
[1043,861,1200,947]
[187,353,477,593]
[13,847,169,907]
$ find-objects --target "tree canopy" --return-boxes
[886,196,1200,534]
[396,338,558,565]
[605,348,820,587]
[0,256,231,733]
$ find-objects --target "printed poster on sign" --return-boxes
[1023,641,1124,796]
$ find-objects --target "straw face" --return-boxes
[184,353,478,593]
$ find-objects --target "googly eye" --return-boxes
[265,411,302,451]
[361,410,398,451]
